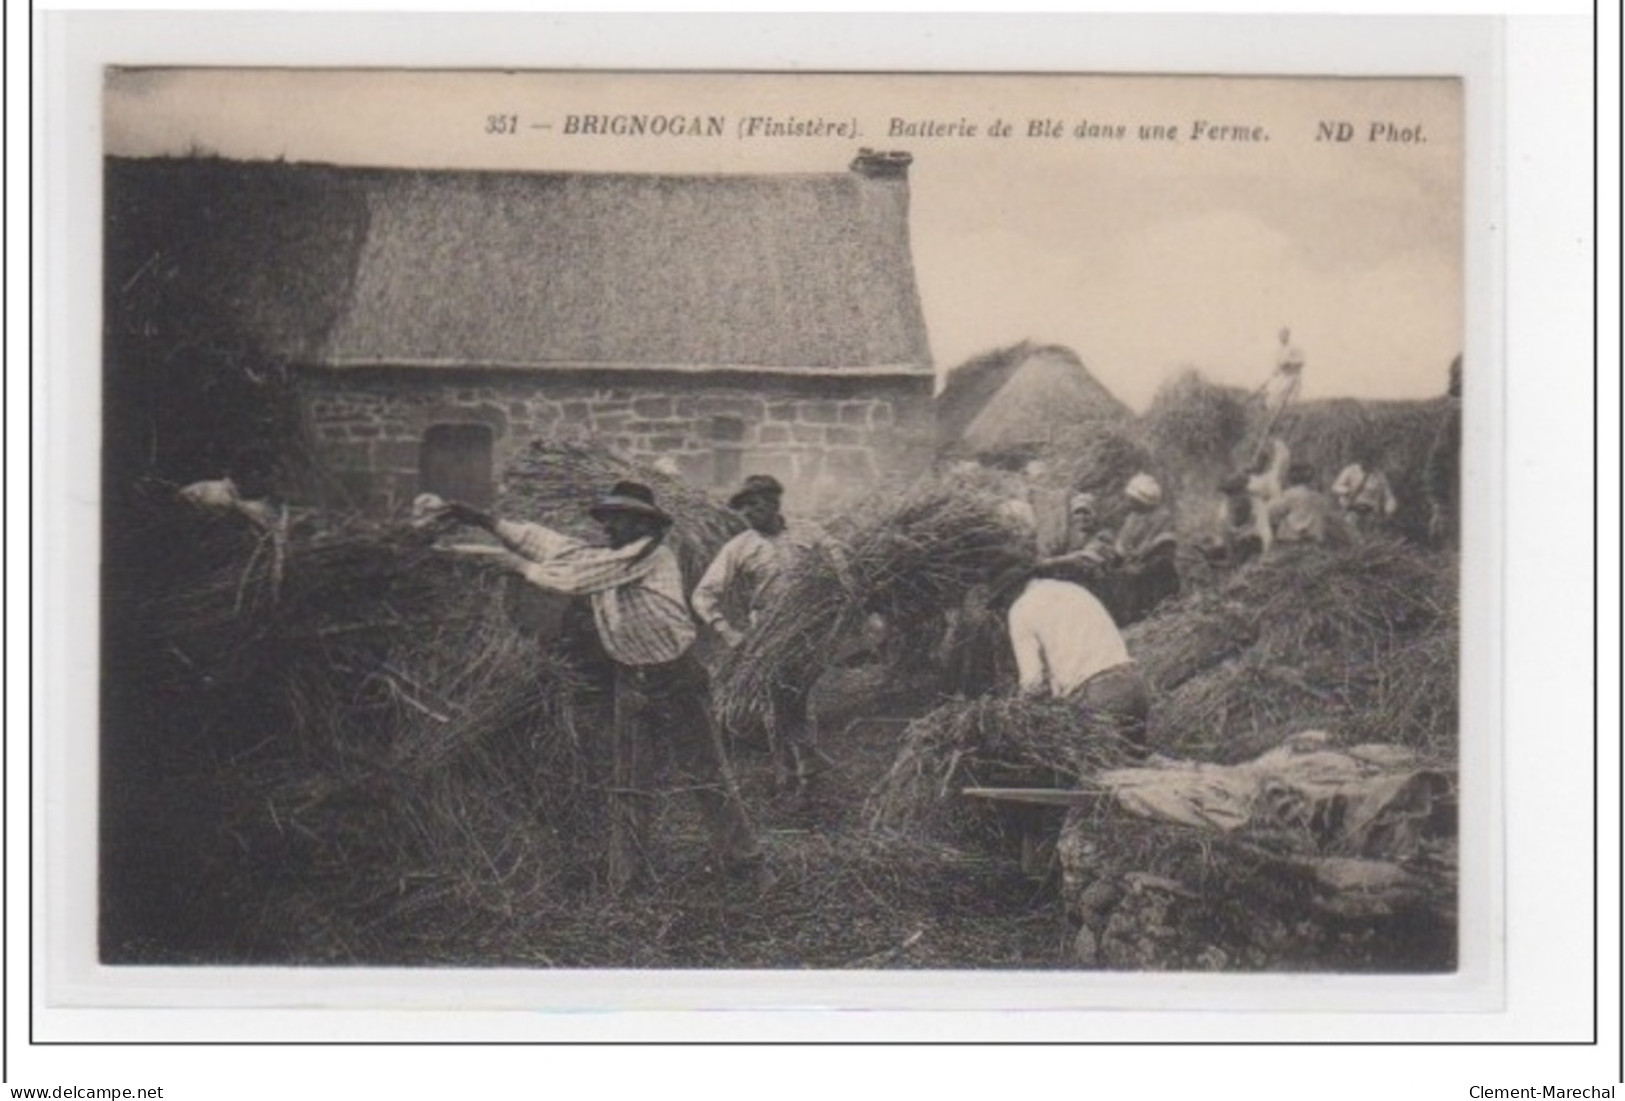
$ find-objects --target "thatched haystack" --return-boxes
[937,342,1133,459]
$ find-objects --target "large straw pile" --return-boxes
[1126,537,1458,761]
[103,497,602,962]
[712,481,1032,736]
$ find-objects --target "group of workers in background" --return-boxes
[990,439,1401,639]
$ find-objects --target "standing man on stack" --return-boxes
[433,482,763,893]
[1241,330,1305,471]
[1263,326,1306,423]
[693,474,843,792]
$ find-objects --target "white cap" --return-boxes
[1124,473,1162,507]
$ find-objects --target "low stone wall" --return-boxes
[297,366,935,514]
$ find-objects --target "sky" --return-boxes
[104,69,1464,409]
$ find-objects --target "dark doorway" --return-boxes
[420,423,495,506]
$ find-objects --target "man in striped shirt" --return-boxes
[436,482,761,892]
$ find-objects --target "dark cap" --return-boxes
[589,481,673,526]
[987,564,1036,609]
[728,474,785,510]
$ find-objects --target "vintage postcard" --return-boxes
[33,19,1524,1035]
[90,65,1471,985]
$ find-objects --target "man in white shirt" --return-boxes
[693,474,842,790]
[1265,327,1306,414]
[993,569,1150,751]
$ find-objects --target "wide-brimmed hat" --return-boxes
[589,481,673,526]
[1124,473,1163,507]
[728,474,785,510]
[1069,491,1098,516]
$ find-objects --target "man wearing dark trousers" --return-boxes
[693,474,844,792]
[435,482,762,892]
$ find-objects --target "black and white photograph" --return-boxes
[92,66,1472,978]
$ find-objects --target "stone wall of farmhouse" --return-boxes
[297,368,935,515]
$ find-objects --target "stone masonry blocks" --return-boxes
[302,375,929,516]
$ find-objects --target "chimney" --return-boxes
[846,148,930,374]
[849,148,913,180]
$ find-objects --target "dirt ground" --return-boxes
[101,661,1074,970]
[463,665,1075,970]
[100,543,1457,972]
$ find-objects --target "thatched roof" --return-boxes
[104,155,932,375]
[936,342,1131,455]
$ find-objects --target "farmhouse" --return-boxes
[104,152,935,513]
